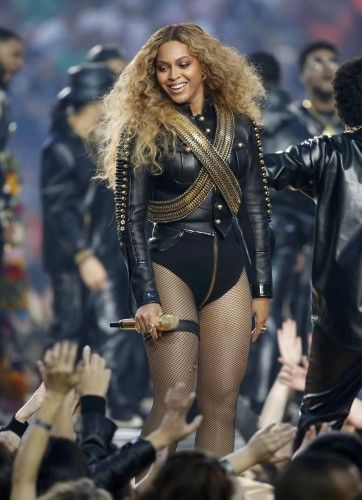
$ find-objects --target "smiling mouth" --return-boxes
[167,82,187,93]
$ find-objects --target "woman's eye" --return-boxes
[180,63,190,68]
[157,66,167,72]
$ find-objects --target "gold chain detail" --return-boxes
[251,121,272,221]
[148,105,240,222]
[148,169,214,222]
[148,104,234,222]
[115,129,132,240]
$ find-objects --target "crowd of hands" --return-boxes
[0,319,360,499]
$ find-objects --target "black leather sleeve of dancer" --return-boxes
[78,402,155,492]
[78,398,118,468]
[244,123,273,298]
[116,160,161,308]
[41,142,89,259]
[265,136,330,198]
[92,438,156,493]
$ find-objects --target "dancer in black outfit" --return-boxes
[266,56,362,448]
[41,63,145,424]
[98,23,272,457]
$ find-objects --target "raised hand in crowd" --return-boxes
[15,382,47,424]
[258,320,304,427]
[86,382,202,496]
[10,341,80,500]
[222,423,296,475]
[278,356,309,392]
[277,319,302,366]
[146,382,203,450]
[78,345,112,397]
[293,423,332,457]
[0,377,46,455]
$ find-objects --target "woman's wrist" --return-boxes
[74,248,94,266]
[252,284,272,298]
[223,446,256,475]
[146,429,171,451]
[4,415,29,437]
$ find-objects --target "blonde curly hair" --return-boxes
[97,23,265,187]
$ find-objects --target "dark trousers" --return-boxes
[49,269,150,417]
[295,324,362,449]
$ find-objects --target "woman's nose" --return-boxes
[169,66,180,80]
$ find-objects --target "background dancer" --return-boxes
[266,56,362,448]
[41,63,146,425]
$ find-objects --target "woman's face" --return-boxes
[156,40,205,114]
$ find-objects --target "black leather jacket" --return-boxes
[41,120,120,274]
[78,396,156,495]
[266,129,362,350]
[121,99,272,308]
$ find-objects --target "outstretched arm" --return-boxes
[221,423,295,475]
[265,136,330,198]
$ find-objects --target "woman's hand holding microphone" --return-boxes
[135,303,164,340]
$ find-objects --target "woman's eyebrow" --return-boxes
[156,56,191,65]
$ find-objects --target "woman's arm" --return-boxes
[243,122,273,299]
[115,141,160,310]
[115,139,163,336]
[243,122,273,341]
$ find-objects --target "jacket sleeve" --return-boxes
[115,138,160,308]
[243,122,273,298]
[77,396,117,468]
[41,142,89,260]
[265,136,328,198]
[78,397,156,494]
[93,438,156,493]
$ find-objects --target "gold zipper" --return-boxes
[199,234,219,308]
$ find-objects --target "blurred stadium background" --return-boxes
[3,0,362,291]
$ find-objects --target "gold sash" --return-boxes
[148,105,241,222]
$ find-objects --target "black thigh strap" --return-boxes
[144,319,200,342]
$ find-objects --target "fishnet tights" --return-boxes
[195,269,252,456]
[141,264,252,458]
[141,263,199,453]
